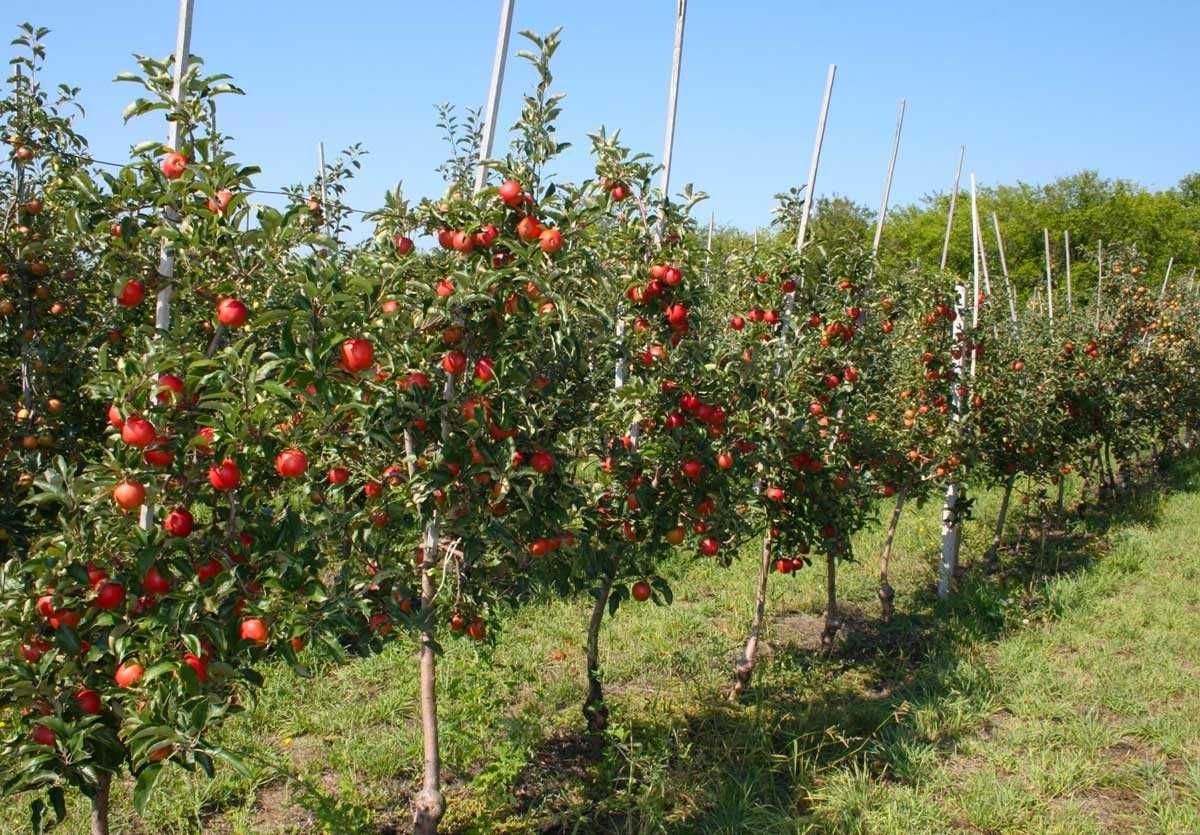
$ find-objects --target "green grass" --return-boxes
[8,454,1200,833]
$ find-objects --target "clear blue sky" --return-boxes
[10,1,1199,239]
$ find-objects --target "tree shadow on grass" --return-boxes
[480,450,1200,833]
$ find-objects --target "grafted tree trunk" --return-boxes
[91,772,110,835]
[412,537,444,835]
[583,568,616,736]
[1038,504,1049,563]
[985,475,1015,571]
[877,487,907,623]
[731,536,772,699]
[821,549,841,651]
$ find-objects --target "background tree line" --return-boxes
[712,171,1200,309]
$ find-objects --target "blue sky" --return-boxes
[9,1,1199,239]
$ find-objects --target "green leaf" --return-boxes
[210,746,253,778]
[54,624,81,655]
[47,787,65,823]
[141,661,176,682]
[133,764,162,814]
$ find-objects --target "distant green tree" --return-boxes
[878,170,1200,308]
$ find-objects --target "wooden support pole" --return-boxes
[154,0,195,336]
[1064,230,1073,313]
[871,98,905,258]
[968,174,990,356]
[141,0,194,535]
[1095,239,1104,331]
[940,145,965,271]
[1043,228,1054,324]
[969,174,982,330]
[659,0,687,203]
[796,63,837,254]
[317,142,330,238]
[473,0,516,195]
[1159,256,1174,300]
[991,212,1019,331]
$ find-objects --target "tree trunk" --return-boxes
[877,488,907,623]
[820,549,841,651]
[985,475,1014,571]
[412,534,444,835]
[1054,477,1065,516]
[583,568,616,736]
[90,772,110,835]
[730,536,773,699]
[938,480,961,599]
[1039,507,1048,563]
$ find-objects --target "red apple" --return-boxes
[75,688,102,714]
[121,417,155,447]
[340,338,374,372]
[216,297,248,328]
[94,581,126,611]
[207,458,241,491]
[113,479,145,510]
[538,227,563,253]
[240,617,268,645]
[275,449,308,478]
[498,179,523,207]
[163,507,194,537]
[115,661,144,688]
[160,151,187,179]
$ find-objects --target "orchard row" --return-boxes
[1,27,1195,834]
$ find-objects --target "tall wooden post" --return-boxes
[154,0,195,335]
[796,63,836,254]
[969,175,982,331]
[317,142,331,239]
[659,0,687,203]
[939,146,965,271]
[141,0,194,534]
[473,0,516,194]
[1159,256,1175,300]
[871,98,905,258]
[991,213,1019,331]
[1095,239,1104,331]
[1043,228,1054,325]
[1064,230,1073,312]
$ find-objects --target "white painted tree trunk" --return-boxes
[938,285,967,599]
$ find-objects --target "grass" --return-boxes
[7,453,1200,833]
